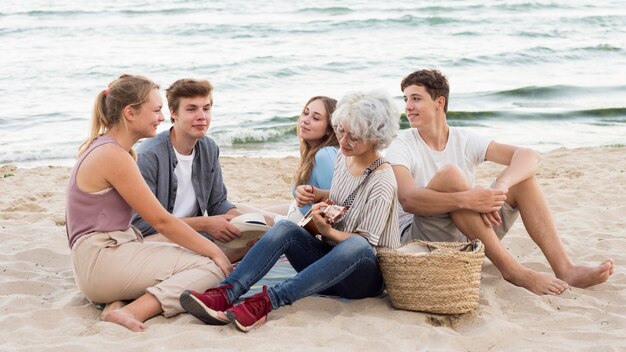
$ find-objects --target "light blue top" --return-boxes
[292,146,338,215]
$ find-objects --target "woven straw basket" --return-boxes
[377,240,485,314]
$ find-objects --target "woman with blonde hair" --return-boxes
[66,74,231,332]
[246,96,338,222]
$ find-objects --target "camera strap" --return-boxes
[339,157,388,211]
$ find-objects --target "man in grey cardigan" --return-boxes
[132,78,259,260]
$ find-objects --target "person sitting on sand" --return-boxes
[131,78,268,261]
[65,75,232,332]
[272,96,339,222]
[386,69,614,295]
[179,90,401,332]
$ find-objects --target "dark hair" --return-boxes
[400,69,450,112]
[166,79,213,123]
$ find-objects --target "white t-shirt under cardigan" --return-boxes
[172,148,199,218]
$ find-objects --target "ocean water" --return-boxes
[1,0,625,166]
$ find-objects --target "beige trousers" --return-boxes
[71,228,224,317]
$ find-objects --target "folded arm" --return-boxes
[393,165,507,216]
[485,141,539,191]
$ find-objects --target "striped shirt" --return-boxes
[329,153,401,249]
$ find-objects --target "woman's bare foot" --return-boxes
[101,300,126,318]
[101,306,147,332]
[556,260,614,288]
[503,266,569,295]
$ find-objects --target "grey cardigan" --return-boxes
[131,129,235,236]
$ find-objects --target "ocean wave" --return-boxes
[446,108,626,121]
[0,10,100,17]
[397,106,626,125]
[212,124,297,146]
[572,15,626,27]
[485,85,626,99]
[295,7,353,15]
[328,14,465,30]
[578,44,622,52]
[0,142,77,165]
[467,47,558,66]
[209,113,300,146]
[0,7,216,17]
[366,4,489,14]
[514,30,565,38]
[166,23,280,37]
[573,108,626,118]
[493,2,578,11]
[491,85,576,98]
[449,42,625,67]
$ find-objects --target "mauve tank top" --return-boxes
[66,136,133,248]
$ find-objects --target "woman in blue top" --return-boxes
[232,96,338,222]
[286,96,339,221]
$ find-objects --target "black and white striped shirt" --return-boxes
[329,153,401,249]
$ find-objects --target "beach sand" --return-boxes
[0,148,624,351]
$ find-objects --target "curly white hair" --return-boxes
[331,90,400,150]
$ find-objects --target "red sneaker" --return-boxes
[225,286,273,332]
[179,284,233,325]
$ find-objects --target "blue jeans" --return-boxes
[222,220,384,309]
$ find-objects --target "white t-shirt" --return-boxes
[172,148,199,218]
[385,127,492,227]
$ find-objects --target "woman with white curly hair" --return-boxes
[179,90,402,332]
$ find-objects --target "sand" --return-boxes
[0,147,624,351]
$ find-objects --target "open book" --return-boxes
[217,212,271,249]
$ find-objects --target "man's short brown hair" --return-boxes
[401,69,450,112]
[166,79,213,123]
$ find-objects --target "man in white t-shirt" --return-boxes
[132,79,271,261]
[386,69,613,295]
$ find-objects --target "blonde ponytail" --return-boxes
[77,75,159,158]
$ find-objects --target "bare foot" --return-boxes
[101,300,126,319]
[101,306,147,332]
[557,260,614,289]
[503,267,569,296]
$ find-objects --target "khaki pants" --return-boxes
[71,228,224,317]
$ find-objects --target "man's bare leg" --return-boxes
[505,176,614,288]
[451,208,569,295]
[428,166,569,295]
